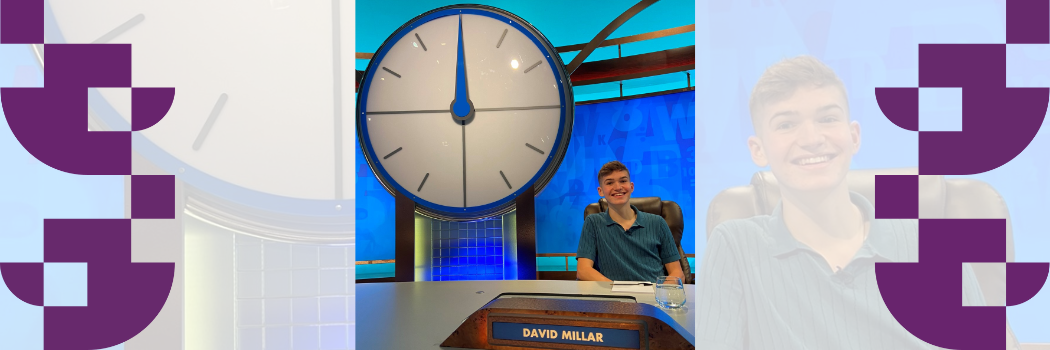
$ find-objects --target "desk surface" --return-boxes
[356,280,696,350]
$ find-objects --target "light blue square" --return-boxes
[44,263,87,307]
[319,325,347,350]
[292,326,319,350]
[919,87,963,132]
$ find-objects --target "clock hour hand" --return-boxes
[474,105,561,112]
[450,14,474,123]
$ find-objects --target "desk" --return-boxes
[356,280,695,349]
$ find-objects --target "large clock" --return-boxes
[357,5,574,221]
[40,0,354,241]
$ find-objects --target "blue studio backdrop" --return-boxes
[356,90,696,262]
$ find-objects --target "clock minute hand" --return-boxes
[450,14,474,122]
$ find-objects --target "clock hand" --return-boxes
[474,105,560,112]
[455,15,470,208]
[450,14,474,122]
[367,109,448,115]
[367,105,559,115]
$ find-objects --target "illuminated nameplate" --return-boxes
[491,322,639,348]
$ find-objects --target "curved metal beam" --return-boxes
[564,0,658,76]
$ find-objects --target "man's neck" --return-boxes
[607,202,636,226]
[780,184,864,242]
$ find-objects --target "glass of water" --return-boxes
[653,276,686,309]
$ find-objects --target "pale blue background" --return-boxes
[0,43,125,350]
[918,88,963,132]
[696,0,1049,342]
[44,263,87,307]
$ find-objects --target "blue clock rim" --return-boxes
[40,0,350,217]
[357,6,572,218]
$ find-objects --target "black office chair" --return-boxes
[583,197,693,284]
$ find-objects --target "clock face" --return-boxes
[358,6,573,220]
[43,0,355,218]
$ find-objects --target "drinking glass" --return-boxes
[653,276,686,309]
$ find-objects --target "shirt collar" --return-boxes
[600,204,645,228]
[768,192,899,262]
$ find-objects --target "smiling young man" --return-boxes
[696,56,1013,349]
[575,161,684,282]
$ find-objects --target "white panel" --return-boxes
[340,0,356,203]
[366,113,464,208]
[366,16,458,113]
[465,109,560,207]
[461,14,562,110]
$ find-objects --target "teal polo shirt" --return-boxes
[698,192,986,350]
[576,205,681,282]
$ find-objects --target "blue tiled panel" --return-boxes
[431,216,505,281]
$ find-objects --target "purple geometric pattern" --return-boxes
[2,44,134,175]
[41,219,174,349]
[0,262,44,306]
[878,219,1009,350]
[873,87,919,132]
[131,87,175,131]
[874,174,918,219]
[874,1,1050,348]
[1007,0,1050,44]
[1007,262,1050,306]
[0,0,42,44]
[131,175,176,219]
[0,0,177,348]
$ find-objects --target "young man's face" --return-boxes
[597,170,634,206]
[747,85,860,193]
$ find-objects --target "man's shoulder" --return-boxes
[709,215,777,243]
[868,218,920,261]
[584,212,608,225]
[636,210,668,227]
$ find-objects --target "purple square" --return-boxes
[1007,0,1050,44]
[131,175,175,219]
[1,0,43,44]
[875,175,918,219]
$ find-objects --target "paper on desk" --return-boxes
[611,281,655,293]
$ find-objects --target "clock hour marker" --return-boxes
[383,147,403,159]
[523,60,542,74]
[382,67,401,78]
[192,93,228,151]
[92,14,144,43]
[414,33,428,51]
[525,143,545,155]
[496,29,508,48]
[500,171,511,189]
[418,173,429,192]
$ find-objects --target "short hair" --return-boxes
[597,160,630,184]
[748,55,848,131]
